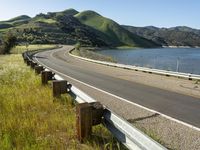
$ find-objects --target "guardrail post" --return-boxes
[30,61,37,69]
[76,103,92,142]
[41,71,54,85]
[24,58,28,63]
[26,60,31,66]
[76,102,104,142]
[52,80,68,97]
[91,102,104,126]
[35,66,44,74]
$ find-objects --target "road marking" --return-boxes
[34,48,200,132]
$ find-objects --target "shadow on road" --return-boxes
[127,113,160,123]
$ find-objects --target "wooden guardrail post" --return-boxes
[91,102,104,126]
[30,61,37,69]
[76,103,92,142]
[41,71,54,85]
[35,66,44,74]
[24,58,28,63]
[76,102,104,142]
[52,80,68,97]
[26,60,31,66]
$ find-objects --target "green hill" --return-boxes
[0,15,31,32]
[6,15,31,22]
[1,9,108,46]
[0,9,159,48]
[75,10,159,47]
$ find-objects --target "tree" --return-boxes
[2,32,17,54]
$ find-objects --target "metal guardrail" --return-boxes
[53,74,167,150]
[23,51,167,150]
[69,50,200,80]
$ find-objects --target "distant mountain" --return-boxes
[75,10,159,47]
[123,25,200,47]
[6,15,31,22]
[0,15,31,29]
[0,9,159,48]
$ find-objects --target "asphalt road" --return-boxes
[34,46,200,128]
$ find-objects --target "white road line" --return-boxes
[34,49,200,132]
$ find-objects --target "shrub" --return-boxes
[0,32,17,54]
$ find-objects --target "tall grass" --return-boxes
[11,44,58,54]
[0,54,125,149]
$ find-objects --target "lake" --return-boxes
[97,48,200,75]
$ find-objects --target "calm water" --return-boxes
[97,48,200,75]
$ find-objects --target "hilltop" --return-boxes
[0,15,31,29]
[0,9,159,48]
[75,10,159,47]
[123,25,200,47]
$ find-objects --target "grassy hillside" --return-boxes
[48,8,79,18]
[0,9,109,46]
[75,11,159,48]
[5,15,31,22]
[0,8,159,48]
[0,15,31,30]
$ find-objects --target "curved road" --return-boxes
[34,46,200,128]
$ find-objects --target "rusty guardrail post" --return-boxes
[41,71,54,85]
[76,102,104,142]
[35,66,44,74]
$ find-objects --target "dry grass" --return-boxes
[0,53,125,150]
[11,44,58,54]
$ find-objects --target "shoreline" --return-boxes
[73,47,200,77]
[162,45,200,48]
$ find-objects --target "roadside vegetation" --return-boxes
[11,44,58,54]
[0,32,17,54]
[72,48,116,63]
[0,46,125,149]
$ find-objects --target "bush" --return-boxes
[0,33,17,54]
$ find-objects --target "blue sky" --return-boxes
[0,0,199,29]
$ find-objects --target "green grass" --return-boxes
[55,8,79,17]
[116,46,139,49]
[11,44,58,54]
[33,18,57,24]
[0,28,10,34]
[0,53,125,149]
[6,15,30,22]
[72,48,116,63]
[75,11,158,48]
